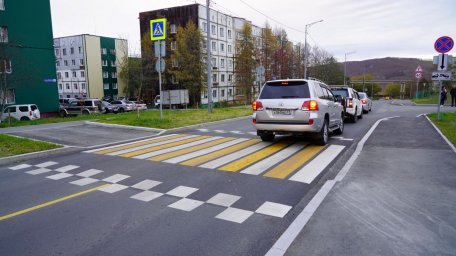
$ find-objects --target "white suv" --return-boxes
[252,79,345,145]
[1,104,41,121]
[330,87,363,123]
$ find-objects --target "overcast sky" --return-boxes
[50,0,456,62]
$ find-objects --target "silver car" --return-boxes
[358,92,373,113]
[252,79,345,145]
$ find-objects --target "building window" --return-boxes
[212,74,217,83]
[2,88,16,104]
[202,40,207,49]
[172,58,178,68]
[221,89,225,97]
[64,72,69,78]
[113,83,118,89]
[211,41,216,52]
[101,48,107,55]
[228,44,232,53]
[64,60,68,66]
[63,48,67,55]
[220,43,225,52]
[111,72,117,78]
[78,47,82,54]
[221,74,225,82]
[74,83,78,90]
[228,60,233,68]
[71,59,76,65]
[66,83,70,90]
[102,60,107,66]
[80,71,85,78]
[227,29,232,39]
[56,61,60,67]
[55,49,60,56]
[171,41,177,50]
[211,24,216,35]
[103,83,109,89]
[171,24,177,34]
[171,76,178,84]
[57,72,62,79]
[228,88,233,96]
[211,58,216,68]
[0,0,4,10]
[81,83,86,90]
[59,84,63,90]
[111,60,116,66]
[202,22,207,33]
[103,72,109,78]
[212,90,217,98]
[228,74,233,82]
[72,71,77,78]
[110,49,116,55]
[220,27,224,37]
[80,59,84,65]
[220,58,225,68]
[70,47,74,54]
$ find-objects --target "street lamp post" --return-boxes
[303,19,323,79]
[344,51,355,86]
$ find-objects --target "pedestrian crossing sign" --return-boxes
[150,18,166,41]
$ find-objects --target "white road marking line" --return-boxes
[206,193,241,207]
[8,164,32,170]
[70,178,99,186]
[35,161,58,168]
[83,134,179,153]
[215,207,254,224]
[425,115,456,154]
[130,191,163,202]
[214,130,226,133]
[199,142,271,169]
[26,168,53,175]
[46,173,74,180]
[416,113,427,118]
[76,169,103,178]
[255,202,292,218]
[231,131,244,134]
[166,186,199,198]
[331,136,354,141]
[248,132,257,136]
[131,179,162,190]
[98,184,129,193]
[289,145,345,184]
[168,198,204,212]
[163,138,249,164]
[241,143,306,175]
[196,129,209,132]
[102,174,130,183]
[55,165,79,173]
[133,136,223,159]
[107,135,200,156]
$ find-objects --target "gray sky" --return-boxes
[50,0,456,61]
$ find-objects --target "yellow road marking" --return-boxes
[218,142,291,172]
[94,134,187,155]
[180,139,261,166]
[148,137,236,161]
[119,135,212,158]
[264,145,325,179]
[0,184,109,221]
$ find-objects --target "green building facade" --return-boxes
[0,0,59,114]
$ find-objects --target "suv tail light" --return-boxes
[361,99,366,104]
[252,101,264,111]
[302,100,319,111]
[29,111,32,116]
[347,99,353,108]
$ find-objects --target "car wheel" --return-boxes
[119,108,125,113]
[351,109,358,123]
[82,110,90,115]
[315,119,329,145]
[260,133,275,142]
[333,113,344,135]
[363,107,368,114]
[59,110,67,117]
[359,109,363,119]
[369,105,372,111]
[20,116,30,121]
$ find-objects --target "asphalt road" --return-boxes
[0,100,454,255]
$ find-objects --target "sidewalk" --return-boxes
[285,116,456,255]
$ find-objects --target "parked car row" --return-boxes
[58,98,148,117]
[252,79,373,145]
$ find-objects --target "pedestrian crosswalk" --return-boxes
[85,134,345,184]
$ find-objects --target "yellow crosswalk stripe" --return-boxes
[263,145,326,179]
[147,137,236,161]
[180,139,261,167]
[218,142,291,172]
[119,135,212,158]
[94,134,187,155]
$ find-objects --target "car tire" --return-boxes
[20,116,30,121]
[315,119,329,145]
[333,114,344,135]
[59,110,67,117]
[358,109,363,119]
[260,133,275,142]
[119,108,125,113]
[104,108,110,114]
[351,109,358,123]
[82,110,90,115]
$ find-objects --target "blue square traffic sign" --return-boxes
[151,18,167,41]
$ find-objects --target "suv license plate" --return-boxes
[273,110,291,115]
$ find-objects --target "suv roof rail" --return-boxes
[308,77,324,83]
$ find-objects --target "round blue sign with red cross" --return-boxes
[434,36,454,53]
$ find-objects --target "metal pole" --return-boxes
[409,82,412,99]
[303,25,308,79]
[437,81,442,120]
[343,53,346,85]
[206,0,212,113]
[158,40,163,120]
[415,79,419,99]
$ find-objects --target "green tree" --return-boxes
[350,73,382,97]
[260,22,279,81]
[170,20,205,106]
[235,22,256,104]
[119,57,142,97]
[384,83,401,98]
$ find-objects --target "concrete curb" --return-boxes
[84,121,165,133]
[425,115,456,154]
[0,147,81,167]
[165,116,251,132]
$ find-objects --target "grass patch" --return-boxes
[428,112,456,146]
[412,95,439,104]
[0,107,253,129]
[0,134,62,158]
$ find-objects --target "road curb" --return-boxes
[0,147,81,167]
[84,121,166,133]
[424,115,456,154]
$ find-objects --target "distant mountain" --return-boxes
[342,57,435,82]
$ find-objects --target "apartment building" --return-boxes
[54,35,128,100]
[139,4,262,105]
[0,0,59,114]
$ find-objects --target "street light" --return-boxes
[303,19,323,79]
[344,51,355,86]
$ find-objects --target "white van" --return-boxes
[1,104,41,121]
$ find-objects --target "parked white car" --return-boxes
[1,104,41,121]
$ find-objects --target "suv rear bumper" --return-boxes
[253,118,323,133]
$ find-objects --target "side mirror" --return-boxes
[334,95,342,103]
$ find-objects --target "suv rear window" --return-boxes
[19,106,29,112]
[259,81,310,99]
[332,89,349,97]
[31,105,37,111]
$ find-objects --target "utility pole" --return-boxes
[303,20,323,79]
[206,0,213,113]
[344,51,355,86]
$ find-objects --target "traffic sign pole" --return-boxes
[158,41,163,120]
[433,36,454,121]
